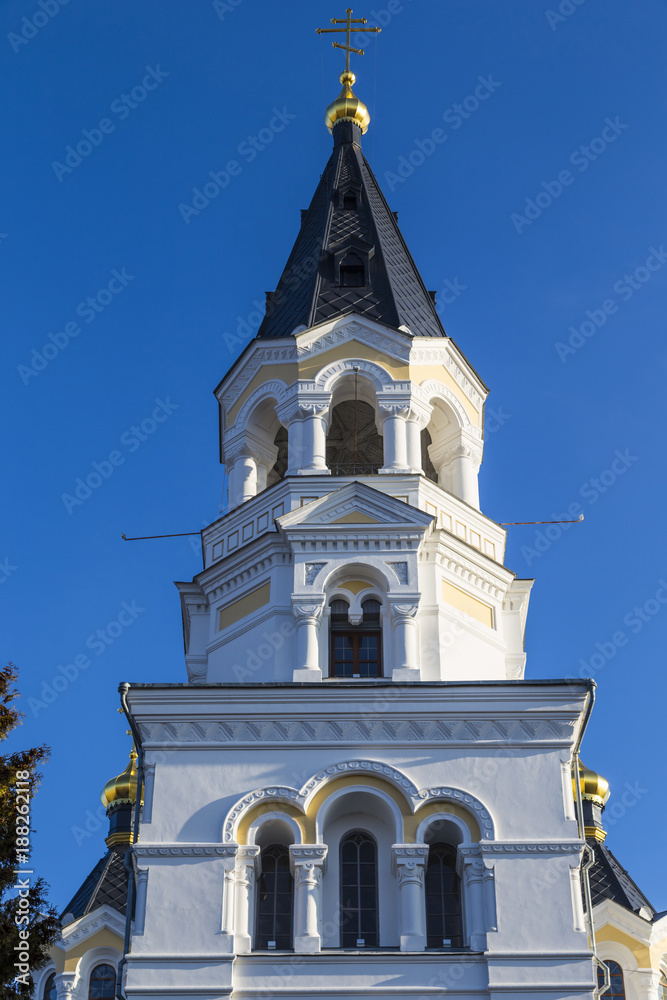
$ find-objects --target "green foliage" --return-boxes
[0,664,59,998]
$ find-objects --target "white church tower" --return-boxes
[118,15,599,1000]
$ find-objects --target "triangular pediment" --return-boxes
[276,481,434,532]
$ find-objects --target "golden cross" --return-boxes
[316,8,381,74]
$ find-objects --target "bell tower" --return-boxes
[120,14,597,1000]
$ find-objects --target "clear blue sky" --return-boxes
[3,0,666,912]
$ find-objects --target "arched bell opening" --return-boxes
[421,428,438,484]
[325,372,383,476]
[267,425,288,488]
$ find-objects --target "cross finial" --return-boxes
[316,8,381,74]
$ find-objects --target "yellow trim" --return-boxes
[306,774,412,825]
[595,924,651,967]
[219,581,271,631]
[442,579,494,629]
[405,801,481,843]
[340,580,373,595]
[334,511,379,524]
[412,364,481,424]
[237,802,309,845]
[62,927,124,971]
[227,367,295,425]
[297,341,409,382]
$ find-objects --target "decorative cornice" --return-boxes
[133,844,239,858]
[58,904,126,948]
[459,842,584,858]
[296,318,412,364]
[138,716,577,750]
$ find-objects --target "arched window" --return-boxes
[340,831,378,947]
[330,598,382,678]
[659,973,667,1000]
[43,973,57,1000]
[89,964,116,1000]
[342,191,357,210]
[597,961,625,999]
[255,845,293,950]
[425,843,463,948]
[339,253,365,287]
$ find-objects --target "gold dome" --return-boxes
[573,760,610,808]
[325,71,370,134]
[101,746,139,809]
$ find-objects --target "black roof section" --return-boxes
[61,846,129,921]
[588,840,657,920]
[257,122,446,340]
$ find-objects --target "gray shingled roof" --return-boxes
[589,840,656,919]
[257,127,446,340]
[61,846,129,920]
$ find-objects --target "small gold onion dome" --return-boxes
[325,70,371,134]
[101,746,138,809]
[573,760,610,808]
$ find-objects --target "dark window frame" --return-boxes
[329,599,382,678]
[598,961,626,999]
[339,830,379,948]
[88,964,116,1000]
[43,974,57,1000]
[255,844,294,951]
[424,842,463,949]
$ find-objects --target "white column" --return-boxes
[406,418,422,473]
[229,455,257,506]
[290,845,328,953]
[134,868,149,935]
[234,846,260,954]
[392,845,428,952]
[285,417,304,475]
[292,599,325,682]
[299,406,329,474]
[389,601,420,681]
[463,858,487,951]
[632,970,662,1000]
[220,858,238,953]
[379,405,409,473]
[54,974,77,1000]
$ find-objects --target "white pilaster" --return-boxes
[461,856,488,951]
[289,845,328,953]
[299,405,329,474]
[632,970,662,1000]
[234,846,260,954]
[378,404,409,473]
[392,844,429,951]
[220,855,238,954]
[389,600,420,680]
[291,598,325,681]
[134,868,149,935]
[54,973,77,1000]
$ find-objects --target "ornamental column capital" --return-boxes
[391,843,429,882]
[235,845,260,886]
[388,598,420,626]
[291,597,326,625]
[276,384,332,426]
[289,844,328,885]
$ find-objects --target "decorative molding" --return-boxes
[314,358,396,393]
[138,716,578,749]
[58,904,126,947]
[416,379,475,431]
[296,318,412,364]
[387,561,409,585]
[133,844,239,858]
[301,759,420,801]
[410,347,485,410]
[416,789,494,840]
[304,562,327,585]
[459,842,584,857]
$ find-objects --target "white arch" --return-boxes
[34,964,56,1000]
[231,379,289,432]
[314,358,395,394]
[415,787,495,840]
[315,784,404,843]
[415,811,474,847]
[247,810,303,846]
[419,379,472,430]
[594,939,638,972]
[301,760,418,810]
[75,946,122,996]
[322,561,393,597]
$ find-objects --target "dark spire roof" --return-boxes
[588,840,657,920]
[60,845,129,921]
[257,121,446,340]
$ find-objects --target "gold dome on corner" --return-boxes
[101,746,139,809]
[573,760,610,808]
[325,70,371,134]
